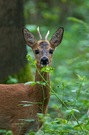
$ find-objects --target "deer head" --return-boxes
[23,27,64,68]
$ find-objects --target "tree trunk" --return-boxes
[0,0,27,82]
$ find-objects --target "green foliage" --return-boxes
[6,131,12,135]
[41,22,89,134]
[5,63,33,84]
[24,20,89,135]
[23,18,89,135]
[41,66,54,73]
[2,20,89,135]
[25,81,46,86]
[1,1,89,134]
[24,0,89,26]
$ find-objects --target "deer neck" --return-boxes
[34,66,50,113]
[35,66,50,85]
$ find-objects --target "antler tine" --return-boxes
[45,30,50,40]
[37,26,42,40]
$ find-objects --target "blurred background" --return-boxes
[0,0,89,134]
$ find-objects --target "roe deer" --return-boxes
[0,27,64,135]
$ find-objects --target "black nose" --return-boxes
[40,57,49,66]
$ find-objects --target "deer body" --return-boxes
[0,71,49,134]
[0,27,64,135]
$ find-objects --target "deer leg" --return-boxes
[11,120,26,135]
[11,121,39,135]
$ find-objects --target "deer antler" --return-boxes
[45,30,50,40]
[37,26,42,40]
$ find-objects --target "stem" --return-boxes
[35,65,84,133]
[28,55,84,133]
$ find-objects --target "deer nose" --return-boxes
[40,57,49,66]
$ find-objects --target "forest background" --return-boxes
[0,0,89,134]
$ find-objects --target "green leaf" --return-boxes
[36,81,46,86]
[25,81,36,86]
[20,119,35,123]
[25,81,46,86]
[41,66,54,73]
[26,54,36,66]
[26,54,33,61]
[29,131,35,135]
[77,74,85,81]
[66,109,80,115]
[6,131,12,135]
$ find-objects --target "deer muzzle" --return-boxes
[40,57,49,66]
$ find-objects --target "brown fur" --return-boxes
[0,71,49,134]
[0,27,64,134]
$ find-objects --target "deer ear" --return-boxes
[23,28,37,48]
[50,27,64,48]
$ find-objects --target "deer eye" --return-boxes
[49,49,53,54]
[35,49,39,54]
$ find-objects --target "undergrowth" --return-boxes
[0,20,89,135]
